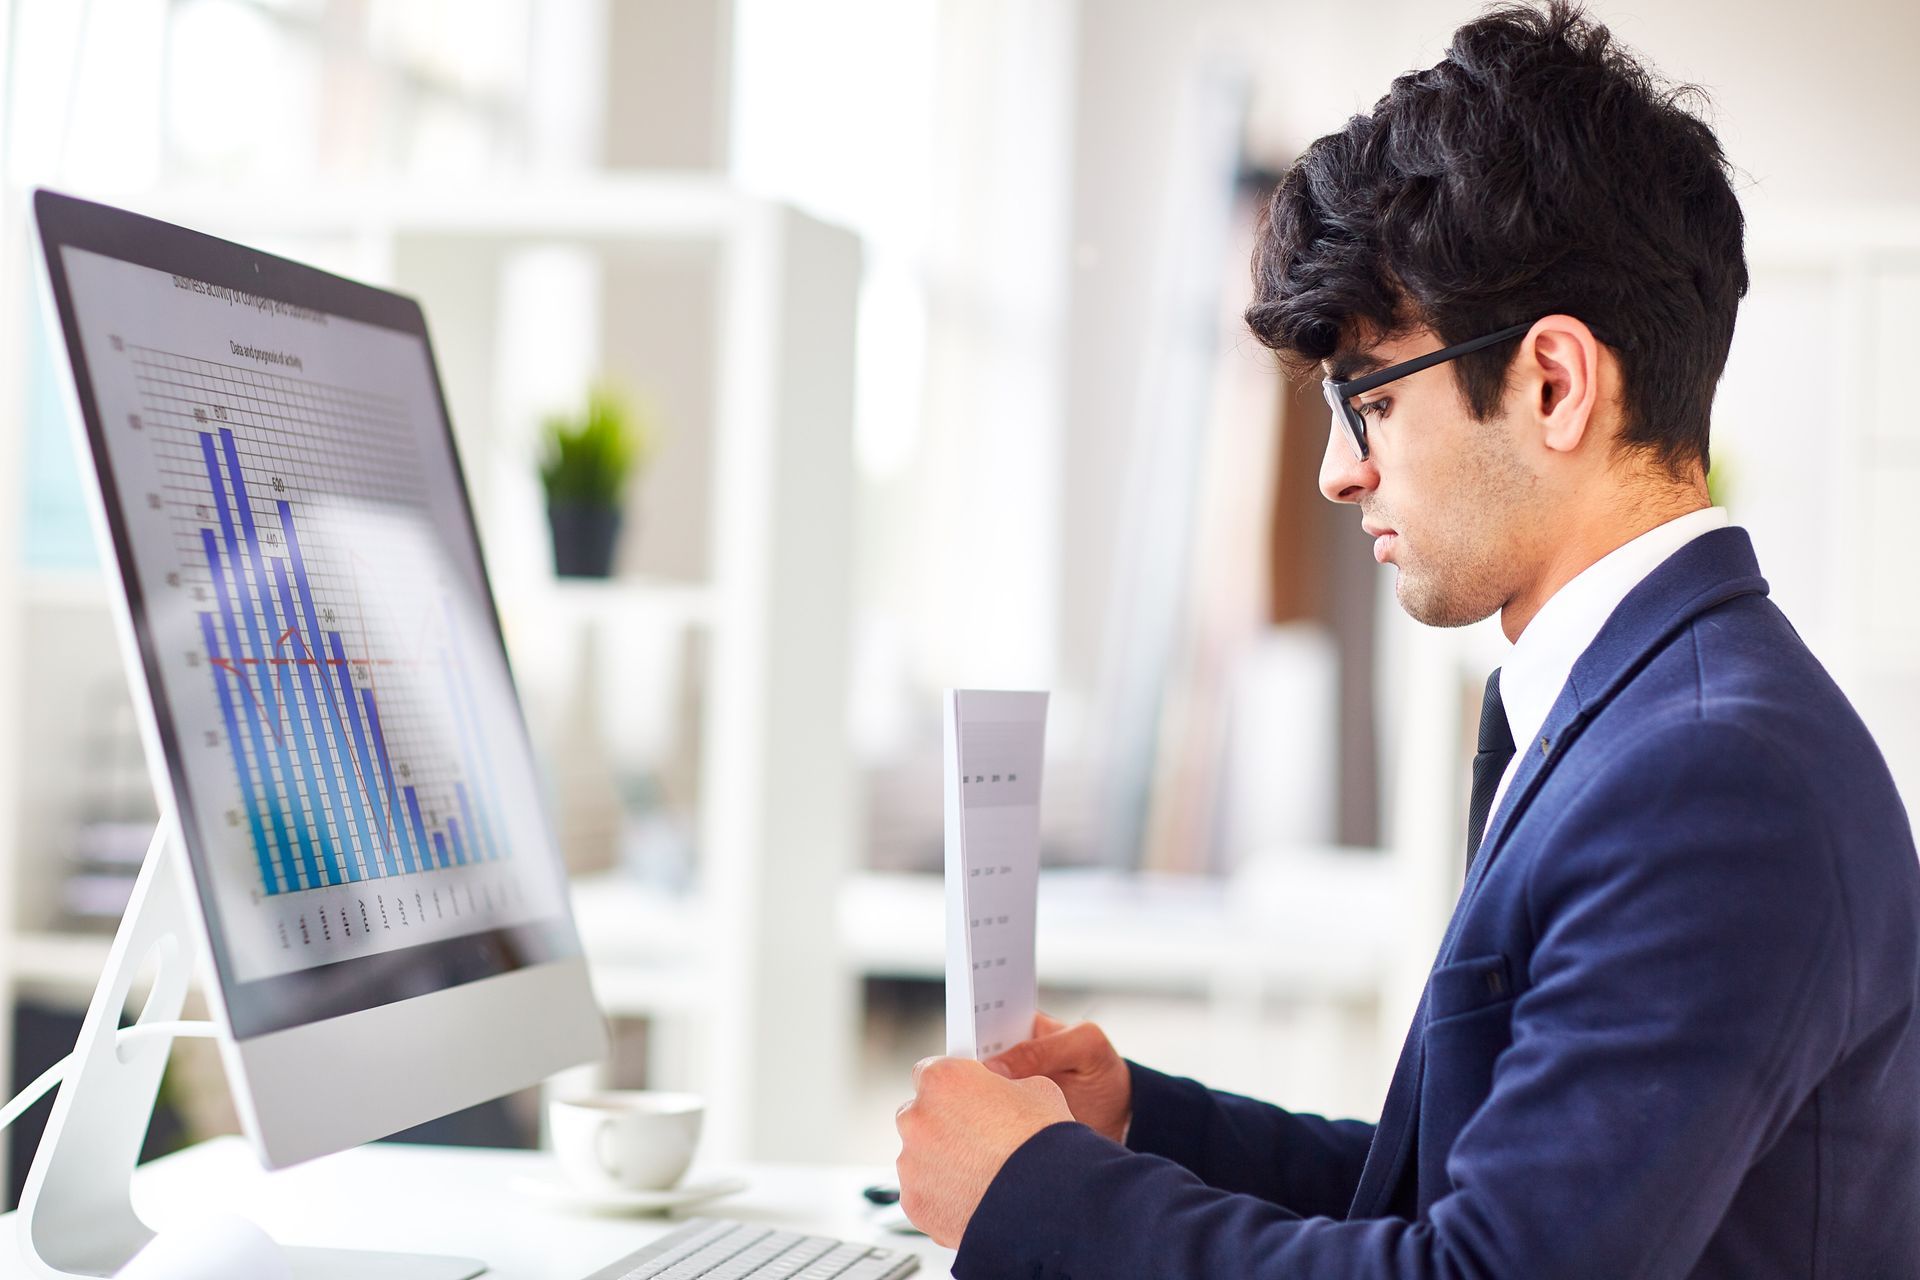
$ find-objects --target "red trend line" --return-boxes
[209,656,285,747]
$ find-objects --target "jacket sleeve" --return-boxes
[1124,1060,1375,1217]
[954,718,1852,1280]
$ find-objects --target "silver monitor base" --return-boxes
[15,817,491,1279]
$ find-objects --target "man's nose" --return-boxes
[1319,419,1379,504]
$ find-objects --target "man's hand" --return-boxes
[894,1056,1073,1248]
[985,1013,1133,1144]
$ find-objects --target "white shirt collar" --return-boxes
[1498,506,1731,768]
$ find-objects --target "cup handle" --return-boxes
[593,1117,621,1181]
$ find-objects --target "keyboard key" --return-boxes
[591,1217,917,1280]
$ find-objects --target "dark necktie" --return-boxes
[1466,668,1515,873]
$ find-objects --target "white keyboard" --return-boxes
[580,1218,921,1280]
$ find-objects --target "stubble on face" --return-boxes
[1372,410,1543,629]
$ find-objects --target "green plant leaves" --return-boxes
[538,382,654,506]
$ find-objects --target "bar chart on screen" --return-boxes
[121,338,548,974]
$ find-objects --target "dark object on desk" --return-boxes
[861,1183,900,1206]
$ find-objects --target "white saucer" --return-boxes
[510,1170,750,1216]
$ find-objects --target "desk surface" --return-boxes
[0,1137,958,1279]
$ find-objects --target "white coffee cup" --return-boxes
[548,1090,704,1193]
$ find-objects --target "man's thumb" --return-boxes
[986,1043,1031,1078]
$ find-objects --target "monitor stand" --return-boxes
[17,815,488,1279]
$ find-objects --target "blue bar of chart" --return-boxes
[193,426,510,896]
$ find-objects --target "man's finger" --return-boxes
[911,1055,943,1089]
[997,1021,1105,1078]
[1049,1020,1111,1063]
[1034,1011,1068,1037]
[986,1041,1035,1077]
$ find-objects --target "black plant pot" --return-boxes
[547,501,623,578]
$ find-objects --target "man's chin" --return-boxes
[1394,568,1500,630]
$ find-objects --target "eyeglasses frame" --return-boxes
[1321,320,1538,461]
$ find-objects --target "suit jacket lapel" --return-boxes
[1463,527,1770,903]
[1349,527,1770,1219]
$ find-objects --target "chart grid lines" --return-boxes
[131,347,515,898]
[48,242,581,983]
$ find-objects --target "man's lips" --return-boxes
[1363,521,1398,564]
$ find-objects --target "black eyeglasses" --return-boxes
[1322,321,1536,461]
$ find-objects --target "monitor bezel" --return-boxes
[30,188,591,1043]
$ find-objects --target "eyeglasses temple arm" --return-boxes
[1332,320,1536,397]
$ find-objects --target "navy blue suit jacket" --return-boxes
[957,528,1920,1278]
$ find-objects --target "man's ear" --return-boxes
[1516,315,1601,455]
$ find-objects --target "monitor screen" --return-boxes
[38,197,582,1041]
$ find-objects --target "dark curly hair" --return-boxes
[1246,1,1747,474]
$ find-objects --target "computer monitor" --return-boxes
[28,189,610,1178]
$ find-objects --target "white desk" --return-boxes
[0,1138,958,1278]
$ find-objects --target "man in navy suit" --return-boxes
[893,3,1920,1275]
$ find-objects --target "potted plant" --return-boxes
[538,382,654,578]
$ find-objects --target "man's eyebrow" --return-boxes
[1326,352,1388,383]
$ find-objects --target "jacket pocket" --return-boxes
[1426,952,1515,1025]
[1417,952,1519,1208]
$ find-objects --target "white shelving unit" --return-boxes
[0,176,864,1166]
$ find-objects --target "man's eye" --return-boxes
[1356,398,1390,419]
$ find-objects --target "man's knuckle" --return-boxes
[1027,1076,1066,1104]
[923,1057,963,1088]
